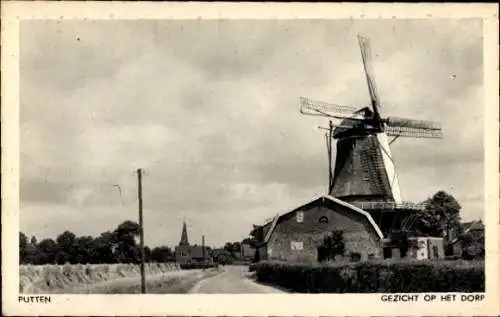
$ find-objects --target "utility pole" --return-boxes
[137,168,146,294]
[202,235,205,257]
[202,235,206,270]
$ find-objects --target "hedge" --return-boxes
[253,259,484,293]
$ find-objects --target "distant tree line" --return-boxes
[19,220,175,265]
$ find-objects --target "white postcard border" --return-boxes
[2,2,498,316]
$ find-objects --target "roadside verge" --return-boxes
[188,267,228,293]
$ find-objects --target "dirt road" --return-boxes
[189,265,284,294]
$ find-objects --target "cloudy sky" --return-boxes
[20,19,484,248]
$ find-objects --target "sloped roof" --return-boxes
[261,195,384,245]
[462,221,484,232]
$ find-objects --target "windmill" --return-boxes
[299,35,443,236]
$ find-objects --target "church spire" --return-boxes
[180,221,189,246]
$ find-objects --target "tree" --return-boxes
[212,249,233,265]
[114,221,140,241]
[113,221,141,263]
[246,224,264,249]
[461,229,485,260]
[33,238,58,264]
[232,242,241,254]
[223,242,242,258]
[18,220,165,265]
[223,242,234,255]
[151,246,173,263]
[144,246,152,262]
[20,233,37,264]
[72,236,95,264]
[91,231,117,264]
[55,230,77,264]
[19,232,29,264]
[318,230,345,262]
[241,237,253,246]
[416,190,462,243]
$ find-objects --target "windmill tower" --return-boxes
[299,35,443,236]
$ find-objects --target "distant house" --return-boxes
[450,220,485,259]
[241,243,256,261]
[233,251,242,260]
[211,248,232,264]
[174,222,210,264]
[256,195,384,262]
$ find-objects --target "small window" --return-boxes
[291,241,303,250]
[319,216,329,224]
[296,211,304,223]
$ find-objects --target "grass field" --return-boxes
[20,263,221,294]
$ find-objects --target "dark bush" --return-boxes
[249,263,258,272]
[317,230,345,262]
[349,252,362,262]
[253,259,484,293]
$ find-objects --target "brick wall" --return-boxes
[266,199,382,262]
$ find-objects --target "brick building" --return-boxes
[257,195,384,262]
[450,220,485,258]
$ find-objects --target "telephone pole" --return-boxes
[202,235,206,270]
[137,168,146,294]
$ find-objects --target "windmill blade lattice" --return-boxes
[300,97,356,115]
[358,35,381,115]
[300,97,359,118]
[386,117,442,130]
[385,126,443,139]
[385,116,443,138]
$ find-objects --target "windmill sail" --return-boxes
[375,133,402,203]
[386,126,443,138]
[385,117,443,138]
[300,97,365,120]
[358,35,382,120]
[386,117,441,130]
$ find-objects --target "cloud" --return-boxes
[20,19,484,247]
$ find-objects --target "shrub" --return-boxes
[318,230,345,262]
[349,253,362,262]
[253,259,484,293]
[248,263,258,272]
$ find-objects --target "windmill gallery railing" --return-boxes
[349,201,426,211]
